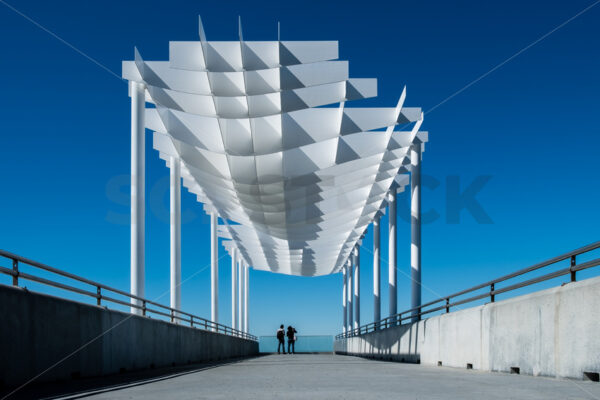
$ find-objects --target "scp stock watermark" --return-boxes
[105,174,493,226]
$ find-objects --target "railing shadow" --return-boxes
[338,322,423,363]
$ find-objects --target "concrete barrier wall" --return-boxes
[335,276,600,380]
[0,284,259,387]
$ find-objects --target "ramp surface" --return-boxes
[51,354,600,399]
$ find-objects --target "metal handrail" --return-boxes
[0,249,257,342]
[336,240,600,339]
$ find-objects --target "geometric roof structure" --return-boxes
[122,18,426,276]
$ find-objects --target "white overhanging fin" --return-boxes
[122,17,428,276]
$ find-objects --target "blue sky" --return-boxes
[0,0,598,336]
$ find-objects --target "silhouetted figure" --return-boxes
[287,326,297,354]
[276,324,286,354]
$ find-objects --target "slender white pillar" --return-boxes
[238,257,243,333]
[169,157,181,319]
[388,189,397,320]
[373,217,381,326]
[353,246,360,330]
[210,213,218,324]
[240,261,245,332]
[130,81,145,314]
[411,144,422,322]
[231,248,238,330]
[342,266,347,333]
[244,263,249,333]
[347,260,353,332]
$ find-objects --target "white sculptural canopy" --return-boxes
[122,19,427,276]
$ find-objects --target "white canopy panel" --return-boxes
[122,19,427,276]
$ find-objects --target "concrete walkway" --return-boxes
[57,354,600,399]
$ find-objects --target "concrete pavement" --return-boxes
[47,354,600,399]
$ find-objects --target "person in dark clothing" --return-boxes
[286,326,297,354]
[276,324,286,354]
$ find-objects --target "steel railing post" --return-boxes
[331,243,600,339]
[0,251,263,343]
[12,259,18,286]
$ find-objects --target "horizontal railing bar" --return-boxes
[400,265,584,323]
[444,241,600,297]
[0,267,99,300]
[0,266,214,326]
[177,317,193,325]
[144,307,174,320]
[259,335,335,338]
[572,257,600,272]
[0,251,256,341]
[98,300,251,337]
[0,250,100,283]
[492,267,571,296]
[100,294,140,309]
[402,259,600,323]
[337,241,600,339]
[441,292,491,311]
[0,250,140,300]
[416,243,600,317]
[397,241,600,316]
[0,267,151,312]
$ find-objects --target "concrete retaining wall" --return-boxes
[335,276,600,380]
[0,284,259,387]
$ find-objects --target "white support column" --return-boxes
[347,260,353,332]
[244,262,249,333]
[353,246,360,330]
[373,216,381,326]
[169,157,181,319]
[240,261,245,332]
[388,189,397,320]
[130,80,145,314]
[210,213,218,325]
[342,266,347,334]
[411,144,422,322]
[238,257,243,333]
[231,248,238,331]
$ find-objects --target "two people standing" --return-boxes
[276,324,297,354]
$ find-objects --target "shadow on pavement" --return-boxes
[0,355,265,400]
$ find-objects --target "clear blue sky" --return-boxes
[0,0,598,336]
